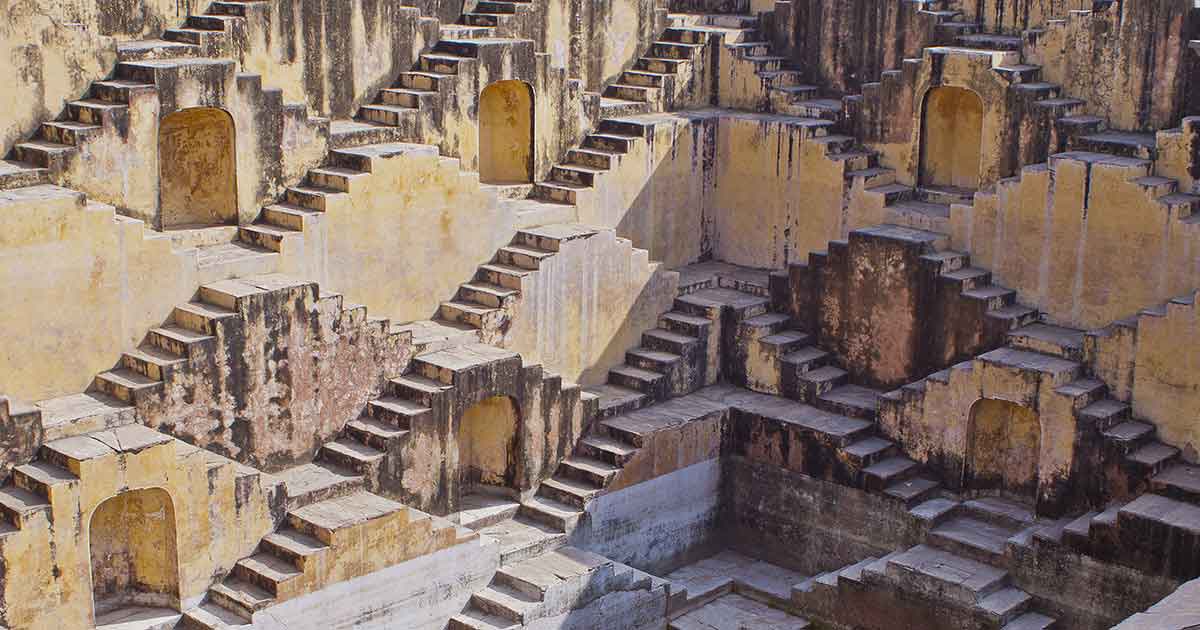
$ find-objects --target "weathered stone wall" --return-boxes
[878,350,1088,516]
[502,229,680,387]
[47,60,329,229]
[1129,294,1200,462]
[575,459,724,575]
[0,142,678,407]
[136,277,411,473]
[951,0,1091,34]
[947,153,1200,330]
[721,456,1178,630]
[0,0,437,160]
[1113,577,1200,629]
[229,0,435,119]
[248,536,500,630]
[1026,2,1195,132]
[0,426,280,629]
[0,0,190,154]
[574,110,852,271]
[769,0,939,95]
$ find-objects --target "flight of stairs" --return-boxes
[1,1,325,196]
[90,276,382,407]
[794,493,1059,630]
[182,478,475,627]
[794,542,1057,630]
[529,12,761,206]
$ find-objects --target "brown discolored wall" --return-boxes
[770,0,940,95]
[953,0,1092,33]
[780,226,1013,390]
[136,278,412,473]
[723,456,1179,630]
[1026,1,1196,132]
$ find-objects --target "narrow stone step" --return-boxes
[578,435,639,467]
[1002,612,1056,630]
[277,462,363,510]
[978,587,1032,626]
[930,516,1012,561]
[519,495,581,532]
[1152,463,1200,503]
[584,384,647,419]
[862,456,918,491]
[884,545,1008,606]
[884,477,940,506]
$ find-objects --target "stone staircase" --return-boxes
[529,12,761,206]
[794,542,1057,630]
[571,262,950,509]
[90,275,389,407]
[182,478,476,627]
[459,0,536,36]
[0,422,281,630]
[793,493,1062,629]
[871,4,1195,190]
[1,1,328,204]
[886,309,1200,581]
[447,546,659,630]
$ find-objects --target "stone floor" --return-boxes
[95,606,182,630]
[665,550,810,629]
[670,593,810,629]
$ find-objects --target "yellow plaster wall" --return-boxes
[0,186,247,402]
[1131,296,1200,461]
[712,114,849,268]
[920,86,983,189]
[946,155,1200,329]
[0,0,195,155]
[882,353,1082,508]
[0,427,277,629]
[502,229,679,387]
[967,398,1040,494]
[572,110,856,271]
[277,145,516,326]
[1028,3,1192,131]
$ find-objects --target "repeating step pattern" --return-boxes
[91,275,385,408]
[185,487,475,626]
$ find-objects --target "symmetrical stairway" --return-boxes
[792,492,1062,630]
[886,311,1200,581]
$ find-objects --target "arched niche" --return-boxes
[478,80,534,184]
[457,394,520,492]
[919,86,984,190]
[158,107,238,229]
[89,487,180,618]
[965,397,1041,500]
